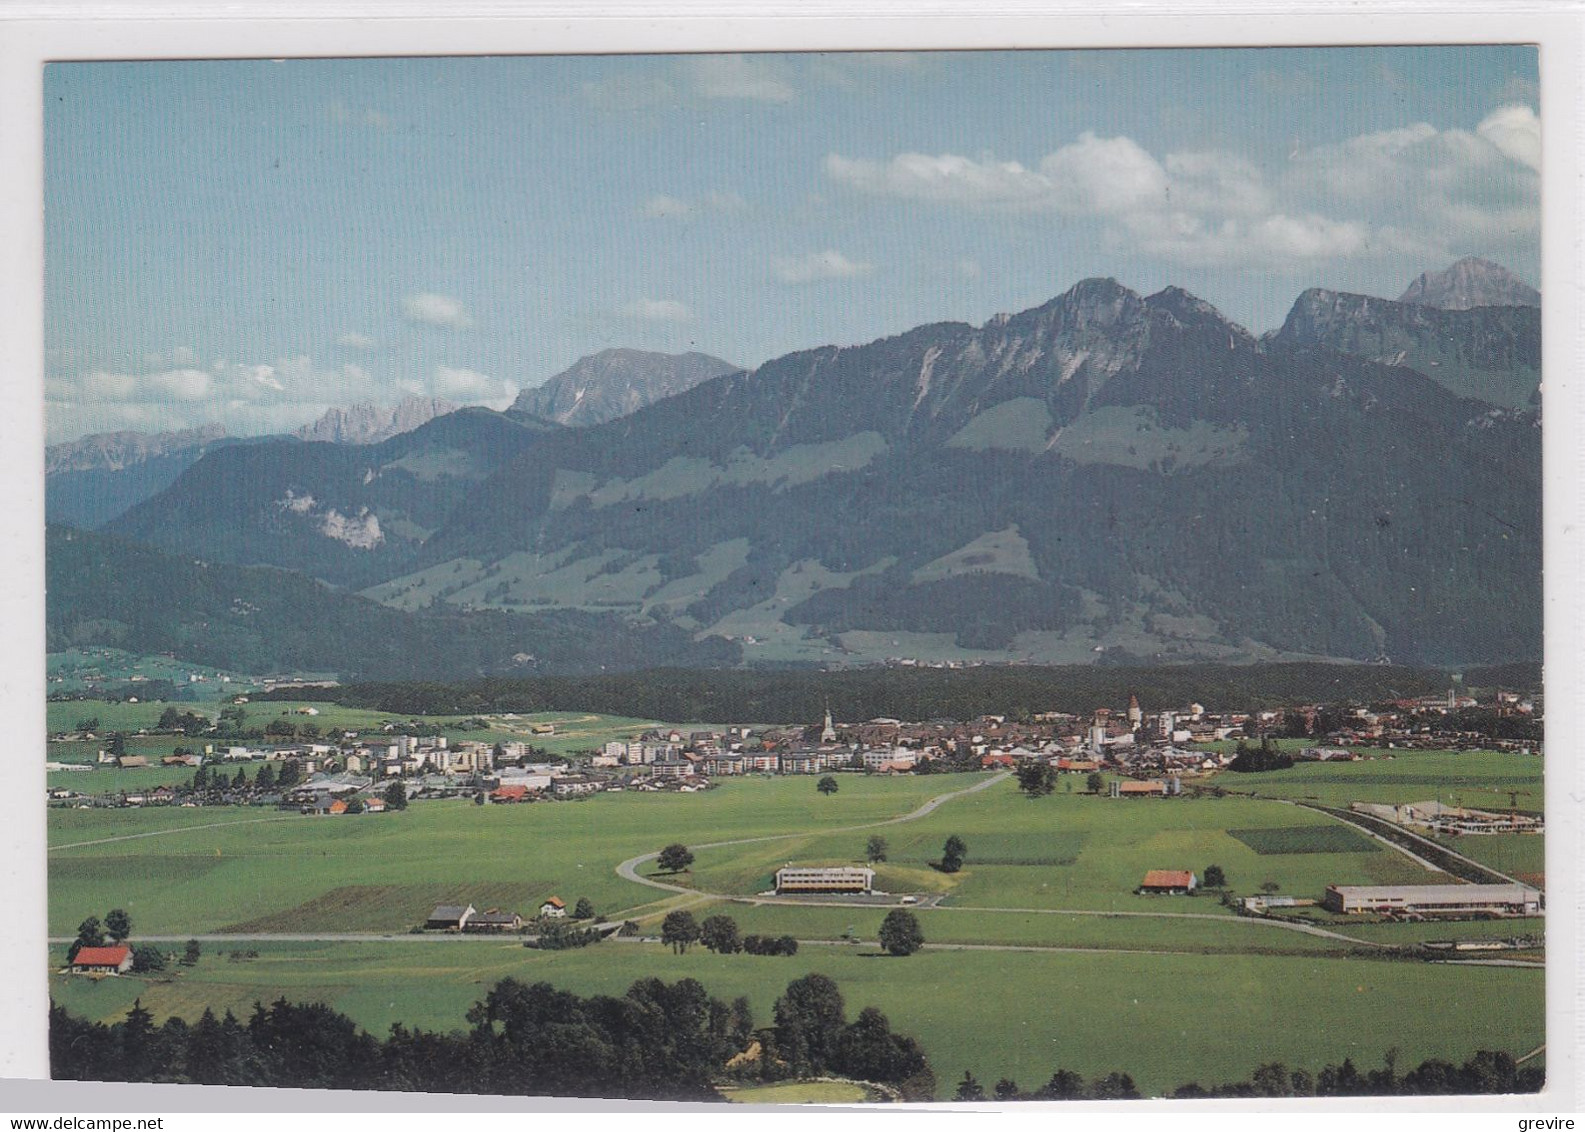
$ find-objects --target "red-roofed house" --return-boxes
[70,945,133,974]
[980,753,1016,769]
[1139,870,1197,894]
[491,785,529,803]
[539,896,567,918]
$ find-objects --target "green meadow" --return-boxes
[46,938,1543,1099]
[45,748,1546,1098]
[680,784,1445,913]
[1211,749,1542,810]
[48,774,972,936]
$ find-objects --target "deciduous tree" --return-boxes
[1016,761,1056,797]
[660,910,701,954]
[657,843,694,873]
[878,909,924,957]
[700,914,742,955]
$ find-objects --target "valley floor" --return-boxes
[47,755,1545,1099]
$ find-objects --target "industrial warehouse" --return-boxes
[1322,883,1543,917]
[774,866,876,894]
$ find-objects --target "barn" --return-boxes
[425,904,476,931]
[1139,869,1197,894]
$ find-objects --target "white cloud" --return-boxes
[1477,103,1541,172]
[1037,132,1168,215]
[337,331,376,350]
[825,151,1050,206]
[683,55,795,103]
[828,108,1536,273]
[430,365,518,410]
[622,298,693,322]
[772,249,875,285]
[401,292,473,329]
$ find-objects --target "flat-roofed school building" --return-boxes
[1322,883,1542,916]
[775,866,875,894]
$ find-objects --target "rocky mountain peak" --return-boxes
[294,397,458,445]
[509,349,740,428]
[1398,257,1540,310]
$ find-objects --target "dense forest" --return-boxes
[253,660,1541,724]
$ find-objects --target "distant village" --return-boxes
[47,686,1541,816]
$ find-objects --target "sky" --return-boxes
[43,46,1541,444]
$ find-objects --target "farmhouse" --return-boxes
[465,910,523,933]
[1115,780,1168,797]
[1139,870,1197,894]
[539,896,567,918]
[425,904,476,931]
[1322,884,1543,916]
[70,945,133,974]
[774,866,875,894]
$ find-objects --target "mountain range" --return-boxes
[56,262,1543,676]
[46,424,233,530]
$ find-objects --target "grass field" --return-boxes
[45,749,1547,1099]
[1430,832,1545,885]
[719,1081,873,1104]
[45,938,1543,1099]
[1211,749,1542,810]
[48,775,977,935]
[678,784,1445,913]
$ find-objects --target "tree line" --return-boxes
[48,972,936,1100]
[248,661,1528,725]
[954,1048,1540,1100]
[48,985,1537,1100]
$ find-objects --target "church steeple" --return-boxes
[821,701,837,744]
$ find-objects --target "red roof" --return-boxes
[1141,870,1195,889]
[542,895,565,908]
[72,945,131,967]
[492,785,528,801]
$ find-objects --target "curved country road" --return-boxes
[613,771,1011,897]
[610,771,1391,949]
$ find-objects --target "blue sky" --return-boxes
[44,46,1540,443]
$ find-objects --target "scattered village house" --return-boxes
[539,896,567,918]
[70,944,134,975]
